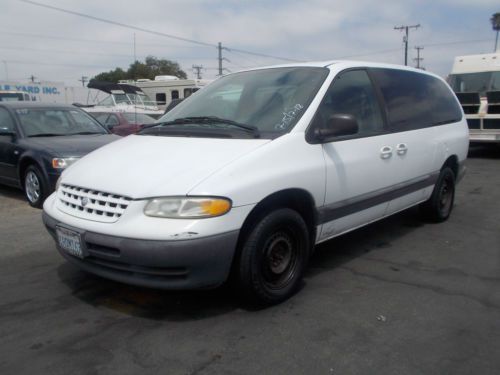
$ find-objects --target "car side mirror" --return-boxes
[312,114,359,143]
[0,129,16,140]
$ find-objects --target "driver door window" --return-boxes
[315,69,385,137]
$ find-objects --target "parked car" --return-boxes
[42,61,468,304]
[90,112,156,136]
[0,102,119,207]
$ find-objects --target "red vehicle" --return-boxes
[91,112,156,136]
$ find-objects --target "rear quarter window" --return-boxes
[370,68,462,132]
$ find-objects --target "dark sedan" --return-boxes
[0,102,119,207]
[90,112,156,136]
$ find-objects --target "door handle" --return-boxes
[396,143,408,155]
[380,146,393,159]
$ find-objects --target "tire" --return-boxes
[238,208,310,305]
[419,167,455,222]
[24,165,47,208]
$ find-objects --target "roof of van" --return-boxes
[236,60,443,78]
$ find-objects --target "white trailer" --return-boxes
[448,53,500,143]
[120,76,209,111]
[0,80,100,105]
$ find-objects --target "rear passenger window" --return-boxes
[171,90,179,100]
[314,70,384,136]
[370,68,462,131]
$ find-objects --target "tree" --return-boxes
[90,56,187,84]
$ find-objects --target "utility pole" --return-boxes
[192,65,204,79]
[78,76,88,87]
[394,24,420,66]
[217,42,230,76]
[414,46,424,69]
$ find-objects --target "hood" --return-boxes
[24,134,120,157]
[62,135,271,198]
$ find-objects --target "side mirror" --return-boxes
[0,129,16,140]
[312,114,359,143]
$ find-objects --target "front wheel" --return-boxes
[238,208,310,305]
[420,167,455,222]
[24,165,47,208]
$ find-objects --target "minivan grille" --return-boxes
[57,184,132,223]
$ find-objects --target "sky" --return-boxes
[0,0,499,86]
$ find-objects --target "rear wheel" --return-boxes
[420,167,455,222]
[238,208,310,305]
[24,165,47,208]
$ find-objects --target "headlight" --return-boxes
[52,157,79,169]
[144,197,232,219]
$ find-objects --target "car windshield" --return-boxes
[122,113,156,124]
[15,108,108,137]
[448,71,500,95]
[151,67,329,139]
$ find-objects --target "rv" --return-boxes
[120,76,209,110]
[448,53,500,143]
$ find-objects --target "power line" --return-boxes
[18,0,216,48]
[0,30,210,49]
[18,0,301,65]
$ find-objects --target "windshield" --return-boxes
[15,108,108,137]
[449,71,500,95]
[155,67,329,139]
[123,113,155,124]
[113,94,132,105]
[128,93,156,106]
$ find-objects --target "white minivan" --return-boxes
[43,61,468,304]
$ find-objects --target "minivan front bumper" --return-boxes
[43,212,239,290]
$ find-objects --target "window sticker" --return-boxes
[275,104,304,130]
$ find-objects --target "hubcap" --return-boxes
[262,231,298,289]
[25,171,40,203]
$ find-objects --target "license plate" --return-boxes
[56,226,84,259]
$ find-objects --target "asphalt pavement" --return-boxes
[0,144,499,375]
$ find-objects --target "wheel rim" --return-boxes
[438,174,453,216]
[25,171,40,203]
[262,230,299,290]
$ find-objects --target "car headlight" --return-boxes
[144,197,232,219]
[52,157,79,169]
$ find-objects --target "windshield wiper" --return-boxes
[67,131,104,135]
[28,133,65,137]
[143,116,260,136]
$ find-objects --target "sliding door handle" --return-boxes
[380,146,393,159]
[396,143,408,155]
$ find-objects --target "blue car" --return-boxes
[0,102,119,207]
